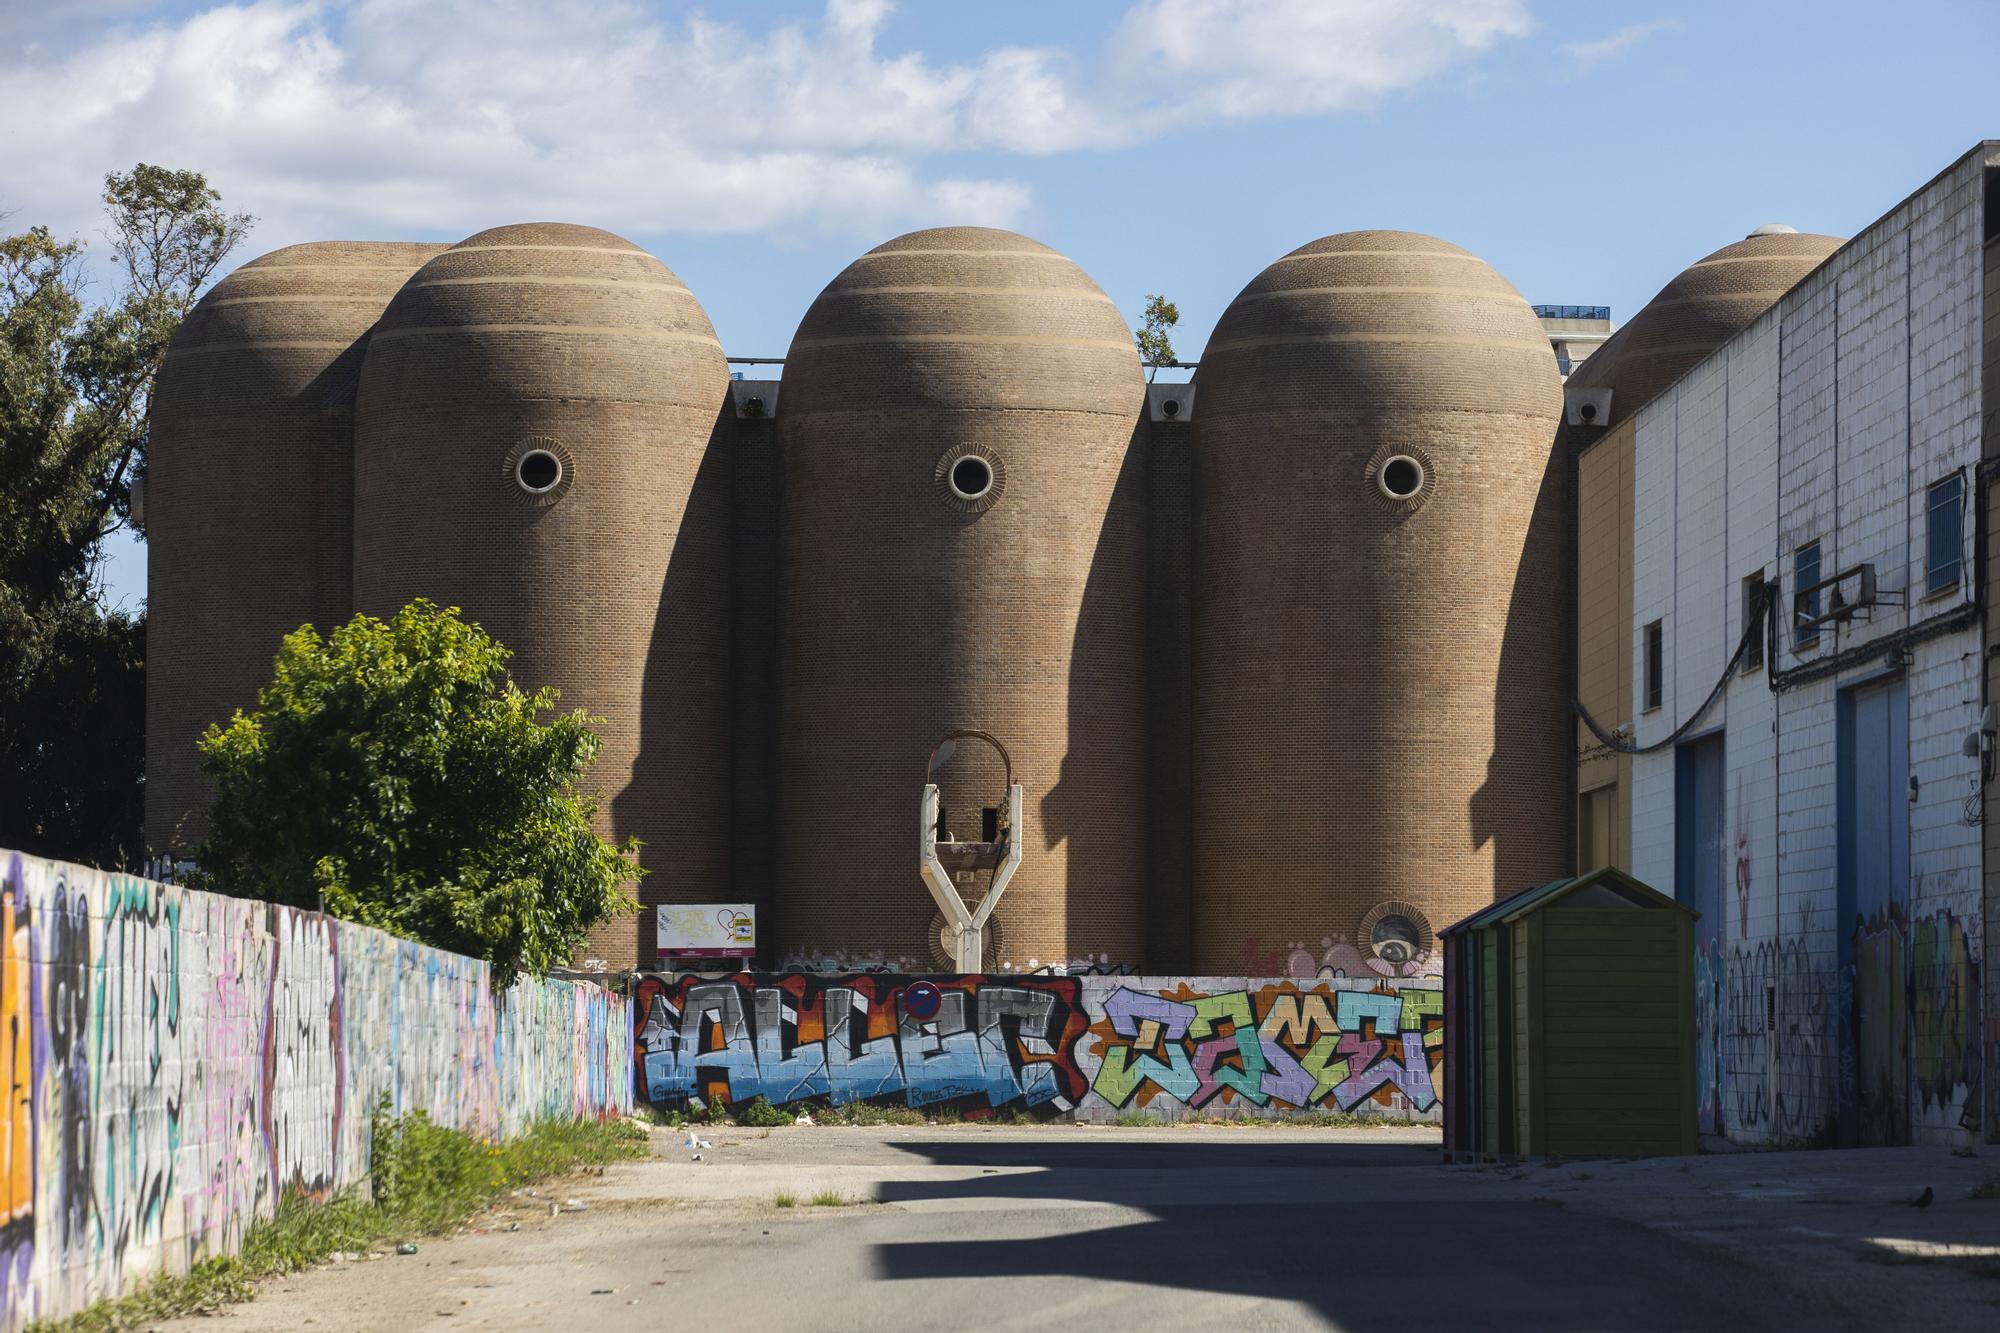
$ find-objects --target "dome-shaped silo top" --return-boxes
[1568,228,1842,427]
[155,240,447,411]
[781,225,1141,415]
[360,222,725,407]
[1197,230,1559,422]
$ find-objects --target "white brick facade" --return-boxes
[1628,145,1995,1148]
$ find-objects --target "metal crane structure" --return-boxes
[918,730,1022,973]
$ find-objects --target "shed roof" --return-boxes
[1439,866,1693,937]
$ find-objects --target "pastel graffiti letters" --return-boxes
[1086,980,1443,1117]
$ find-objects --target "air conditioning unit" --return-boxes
[1147,383,1196,423]
[731,379,780,420]
[1564,385,1613,427]
[1793,562,1878,633]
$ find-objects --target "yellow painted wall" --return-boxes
[1575,421,1635,872]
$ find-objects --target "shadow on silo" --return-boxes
[1470,429,1575,895]
[610,395,736,966]
[1043,421,1151,970]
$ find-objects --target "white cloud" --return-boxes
[1108,0,1533,123]
[0,0,1533,252]
[1559,18,1681,72]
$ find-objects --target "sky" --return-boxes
[3,0,1995,611]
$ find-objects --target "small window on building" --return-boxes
[1927,474,1964,596]
[1740,573,1766,673]
[1578,784,1617,872]
[1794,541,1822,650]
[1643,621,1663,712]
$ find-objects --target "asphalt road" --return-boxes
[161,1124,2000,1332]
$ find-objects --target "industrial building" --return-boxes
[1570,141,1999,1149]
[148,224,1573,975]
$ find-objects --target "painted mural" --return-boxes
[1080,979,1443,1120]
[632,973,1442,1122]
[0,851,631,1331]
[634,974,1091,1113]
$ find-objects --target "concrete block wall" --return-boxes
[1628,146,1990,1148]
[1983,187,2000,1142]
[1628,388,1680,888]
[632,972,1442,1124]
[0,850,632,1331]
[1631,317,1786,1141]
[1722,316,1783,1143]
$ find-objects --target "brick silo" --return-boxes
[352,223,731,968]
[776,226,1147,969]
[1191,231,1567,976]
[1565,226,1842,429]
[148,241,445,856]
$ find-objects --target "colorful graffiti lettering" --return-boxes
[1910,910,1980,1129]
[1084,980,1442,1118]
[634,974,1088,1113]
[0,849,631,1330]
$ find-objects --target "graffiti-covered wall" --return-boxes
[633,973,1441,1122]
[1627,146,1992,1149]
[0,851,631,1330]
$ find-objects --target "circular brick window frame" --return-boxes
[934,445,1006,514]
[1366,444,1435,515]
[1357,900,1434,971]
[504,436,574,508]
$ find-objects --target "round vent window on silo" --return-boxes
[503,437,575,508]
[517,450,562,493]
[1366,445,1435,515]
[1357,900,1435,974]
[935,446,1006,514]
[949,456,993,501]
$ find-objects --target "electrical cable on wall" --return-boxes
[1573,594,1765,756]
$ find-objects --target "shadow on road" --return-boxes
[869,1138,1868,1332]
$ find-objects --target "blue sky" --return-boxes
[4,0,1994,609]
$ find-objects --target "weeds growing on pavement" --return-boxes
[28,1101,648,1333]
[736,1096,794,1128]
[809,1190,847,1207]
[773,1191,798,1208]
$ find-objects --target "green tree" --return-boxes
[1134,293,1179,382]
[192,601,639,986]
[0,165,251,866]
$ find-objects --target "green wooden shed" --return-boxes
[1441,867,1697,1161]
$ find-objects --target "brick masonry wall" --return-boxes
[730,414,782,949]
[1144,417,1195,973]
[775,227,1149,971]
[147,242,445,856]
[1191,231,1569,976]
[351,223,735,970]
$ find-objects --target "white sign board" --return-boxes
[657,904,756,959]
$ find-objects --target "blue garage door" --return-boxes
[1838,676,1910,1147]
[1676,732,1726,1135]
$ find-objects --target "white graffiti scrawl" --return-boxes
[0,849,632,1331]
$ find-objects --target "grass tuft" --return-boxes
[809,1189,847,1207]
[28,1099,647,1333]
[736,1096,794,1129]
[772,1191,797,1208]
